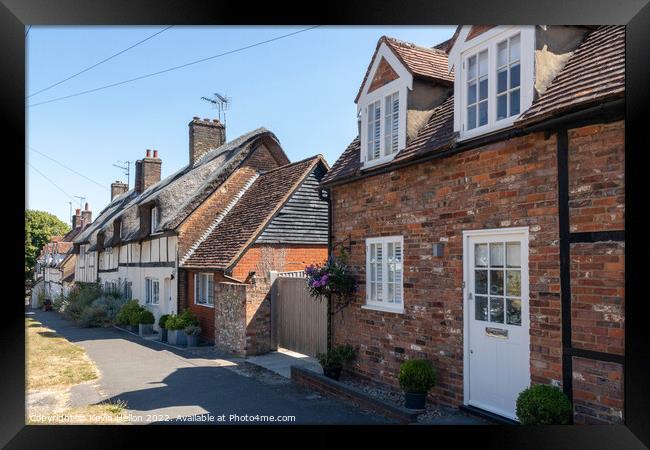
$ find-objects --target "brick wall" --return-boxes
[329,120,624,421]
[572,357,624,424]
[244,276,274,355]
[331,131,561,407]
[232,244,327,281]
[184,270,231,343]
[368,57,400,94]
[568,121,625,232]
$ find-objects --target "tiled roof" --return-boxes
[321,96,455,185]
[355,36,453,103]
[324,26,624,187]
[517,25,625,125]
[182,156,325,270]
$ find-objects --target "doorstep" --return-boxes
[291,366,420,424]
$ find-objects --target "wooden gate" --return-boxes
[271,271,327,357]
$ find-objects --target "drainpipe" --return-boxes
[319,186,333,351]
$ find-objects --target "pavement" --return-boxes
[27,310,394,425]
[247,347,322,378]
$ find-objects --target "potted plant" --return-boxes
[165,315,186,346]
[158,314,170,342]
[184,324,202,347]
[316,344,357,381]
[116,300,142,333]
[516,384,572,425]
[138,309,155,336]
[305,249,357,314]
[398,359,437,410]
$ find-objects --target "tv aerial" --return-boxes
[112,160,131,188]
[201,92,231,124]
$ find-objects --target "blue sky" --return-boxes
[26,26,455,225]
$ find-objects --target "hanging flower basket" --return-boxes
[305,250,357,313]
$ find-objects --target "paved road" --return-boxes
[28,310,393,425]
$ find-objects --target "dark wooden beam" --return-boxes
[569,230,625,243]
[568,347,625,365]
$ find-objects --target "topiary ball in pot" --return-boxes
[398,359,437,410]
[158,314,170,342]
[516,384,572,425]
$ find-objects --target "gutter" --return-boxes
[321,98,624,189]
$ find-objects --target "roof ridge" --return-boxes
[260,154,322,175]
[382,35,447,55]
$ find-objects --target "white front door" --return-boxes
[463,228,530,421]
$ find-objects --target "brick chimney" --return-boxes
[72,208,82,229]
[81,203,92,227]
[111,181,128,201]
[134,149,162,194]
[189,117,225,165]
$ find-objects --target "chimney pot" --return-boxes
[85,202,89,210]
[153,150,158,158]
[75,208,81,214]
[146,149,151,158]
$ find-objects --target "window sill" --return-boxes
[361,153,398,170]
[361,304,404,314]
[194,303,214,309]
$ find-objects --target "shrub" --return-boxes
[184,324,202,336]
[62,282,103,321]
[398,359,437,394]
[159,314,170,329]
[79,303,110,328]
[516,384,572,425]
[316,344,357,369]
[138,309,155,325]
[116,300,144,326]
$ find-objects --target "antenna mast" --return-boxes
[73,195,86,210]
[112,161,131,188]
[201,92,231,125]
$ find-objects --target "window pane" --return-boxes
[475,244,488,267]
[497,40,508,67]
[490,243,504,267]
[490,297,504,323]
[467,105,477,130]
[510,34,521,62]
[506,298,522,325]
[497,94,508,120]
[479,78,488,100]
[467,82,477,104]
[506,270,521,296]
[490,270,504,296]
[478,50,488,76]
[510,64,520,88]
[497,69,508,94]
[506,242,521,267]
[510,89,520,116]
[468,55,477,79]
[478,101,488,126]
[475,296,488,321]
[475,270,488,294]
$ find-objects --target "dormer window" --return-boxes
[150,206,158,235]
[365,92,400,162]
[450,26,534,141]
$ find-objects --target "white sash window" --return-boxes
[365,236,404,313]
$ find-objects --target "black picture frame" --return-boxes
[3,0,649,447]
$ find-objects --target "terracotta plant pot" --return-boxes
[322,366,342,381]
[404,392,426,410]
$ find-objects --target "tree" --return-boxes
[25,210,70,281]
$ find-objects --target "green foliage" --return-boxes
[158,314,170,328]
[25,210,70,280]
[116,300,144,326]
[61,283,102,321]
[138,309,155,325]
[516,384,572,425]
[184,324,202,336]
[305,248,357,300]
[316,344,357,369]
[165,310,200,330]
[398,359,437,394]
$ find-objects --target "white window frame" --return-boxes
[150,206,159,235]
[194,273,214,307]
[450,26,535,141]
[357,42,411,169]
[364,236,404,314]
[145,277,159,305]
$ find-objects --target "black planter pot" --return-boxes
[161,328,168,342]
[404,392,427,410]
[322,366,342,380]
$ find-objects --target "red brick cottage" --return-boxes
[178,152,329,354]
[320,26,624,424]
